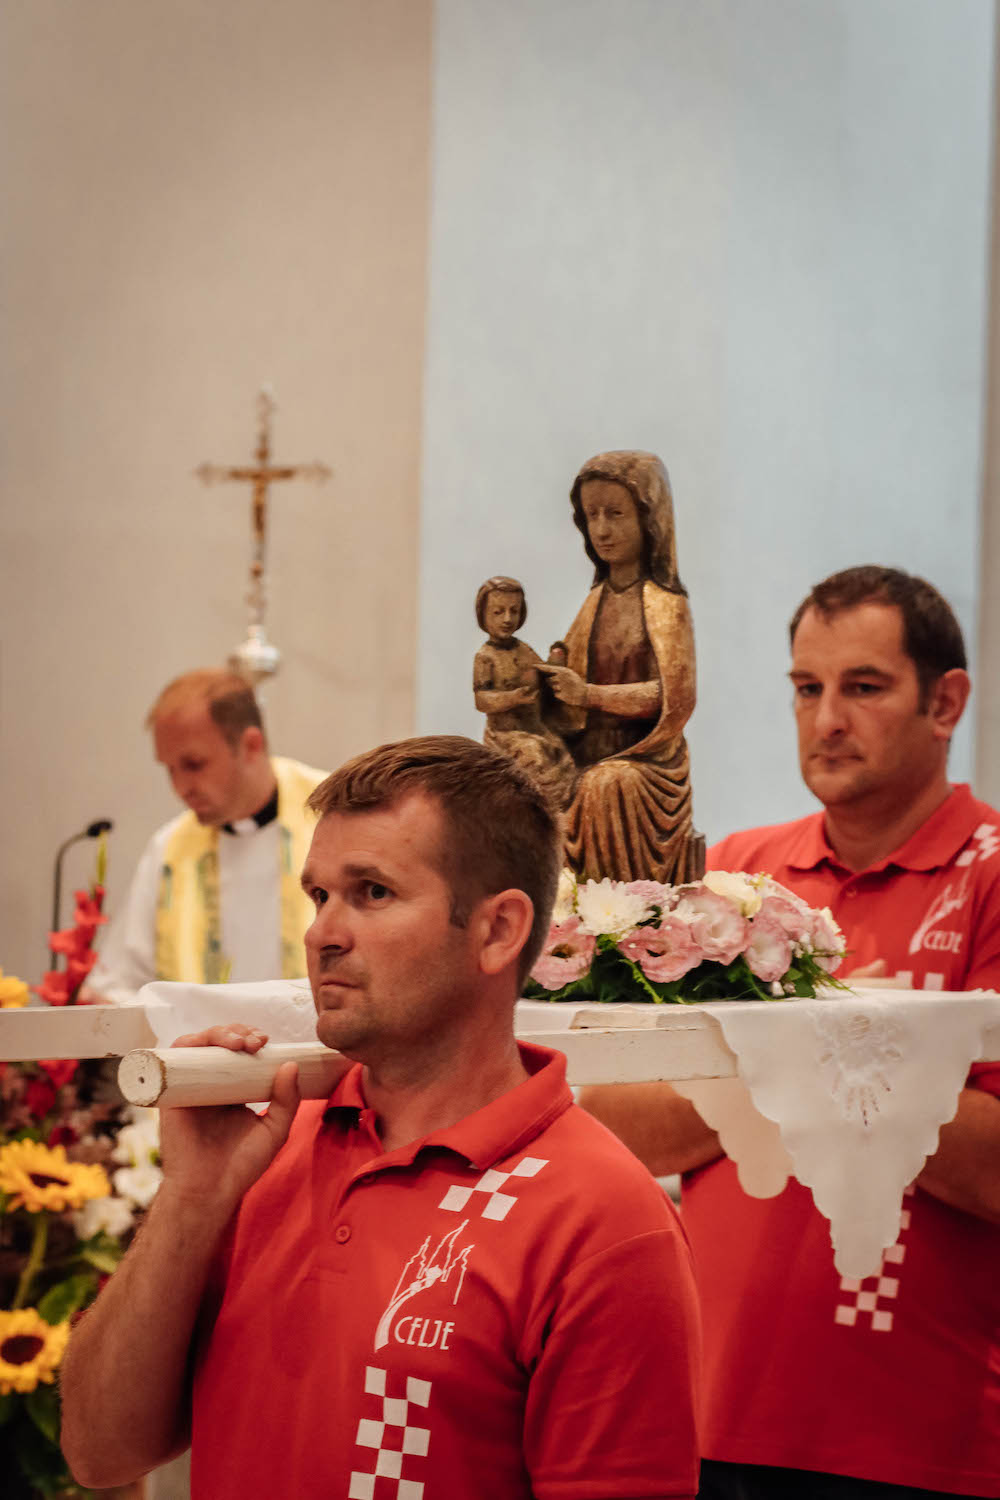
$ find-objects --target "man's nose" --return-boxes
[813,690,848,738]
[306,896,352,952]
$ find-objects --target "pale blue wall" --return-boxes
[418,0,994,845]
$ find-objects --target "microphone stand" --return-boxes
[50,820,113,966]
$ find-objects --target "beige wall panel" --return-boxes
[0,0,432,980]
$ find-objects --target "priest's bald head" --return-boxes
[146,668,277,827]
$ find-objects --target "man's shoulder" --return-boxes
[541,1102,685,1226]
[708,812,824,873]
[951,784,1000,837]
[146,808,194,858]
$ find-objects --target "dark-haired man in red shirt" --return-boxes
[584,566,1000,1499]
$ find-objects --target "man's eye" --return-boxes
[311,889,328,907]
[794,683,820,699]
[367,883,392,902]
[848,682,883,695]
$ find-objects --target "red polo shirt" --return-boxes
[684,784,1000,1494]
[192,1042,701,1499]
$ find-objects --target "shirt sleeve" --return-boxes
[88,825,170,1004]
[964,864,1000,994]
[522,1228,700,1499]
[963,857,1000,1094]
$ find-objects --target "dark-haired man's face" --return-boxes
[789,603,944,812]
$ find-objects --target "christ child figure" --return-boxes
[473,577,576,807]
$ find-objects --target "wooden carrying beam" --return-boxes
[118,1013,742,1107]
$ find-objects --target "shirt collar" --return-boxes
[323,1042,573,1170]
[221,786,279,838]
[787,784,979,876]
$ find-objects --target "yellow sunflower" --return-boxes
[0,1140,110,1213]
[0,969,29,1008]
[0,1307,70,1395]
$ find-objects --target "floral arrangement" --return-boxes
[526,869,846,1004]
[0,841,162,1497]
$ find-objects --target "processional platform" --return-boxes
[3,985,999,1280]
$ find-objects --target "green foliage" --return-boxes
[76,1232,125,1277]
[1,1403,80,1498]
[25,1384,60,1444]
[37,1274,94,1327]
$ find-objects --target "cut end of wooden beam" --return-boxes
[118,1049,167,1106]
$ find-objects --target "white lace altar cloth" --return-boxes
[673,992,1000,1277]
[140,978,319,1046]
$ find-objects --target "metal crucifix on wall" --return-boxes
[196,387,331,684]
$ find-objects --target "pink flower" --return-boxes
[810,906,845,973]
[624,880,673,915]
[621,915,701,983]
[756,895,811,945]
[530,917,596,991]
[673,886,748,965]
[744,911,793,983]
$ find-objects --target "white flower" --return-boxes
[72,1194,135,1241]
[111,1109,160,1168]
[112,1161,163,1209]
[551,868,578,923]
[575,878,650,939]
[702,870,763,917]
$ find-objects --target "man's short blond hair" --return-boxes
[146,669,266,749]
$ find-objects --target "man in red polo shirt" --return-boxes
[62,735,701,1499]
[582,567,1000,1499]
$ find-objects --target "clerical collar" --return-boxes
[221,787,279,837]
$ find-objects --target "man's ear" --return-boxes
[473,889,534,978]
[929,668,971,740]
[239,725,266,759]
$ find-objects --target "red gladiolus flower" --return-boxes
[25,1077,57,1120]
[49,927,91,957]
[66,953,97,987]
[34,971,75,1006]
[73,890,107,928]
[47,1123,79,1149]
[39,1059,78,1089]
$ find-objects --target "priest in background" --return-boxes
[88,669,326,1002]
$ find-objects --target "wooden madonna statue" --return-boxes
[474,450,704,886]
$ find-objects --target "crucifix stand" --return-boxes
[197,388,331,684]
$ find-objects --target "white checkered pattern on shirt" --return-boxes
[438,1156,548,1220]
[834,1189,914,1333]
[349,1365,432,1499]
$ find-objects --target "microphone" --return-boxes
[51,820,114,962]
